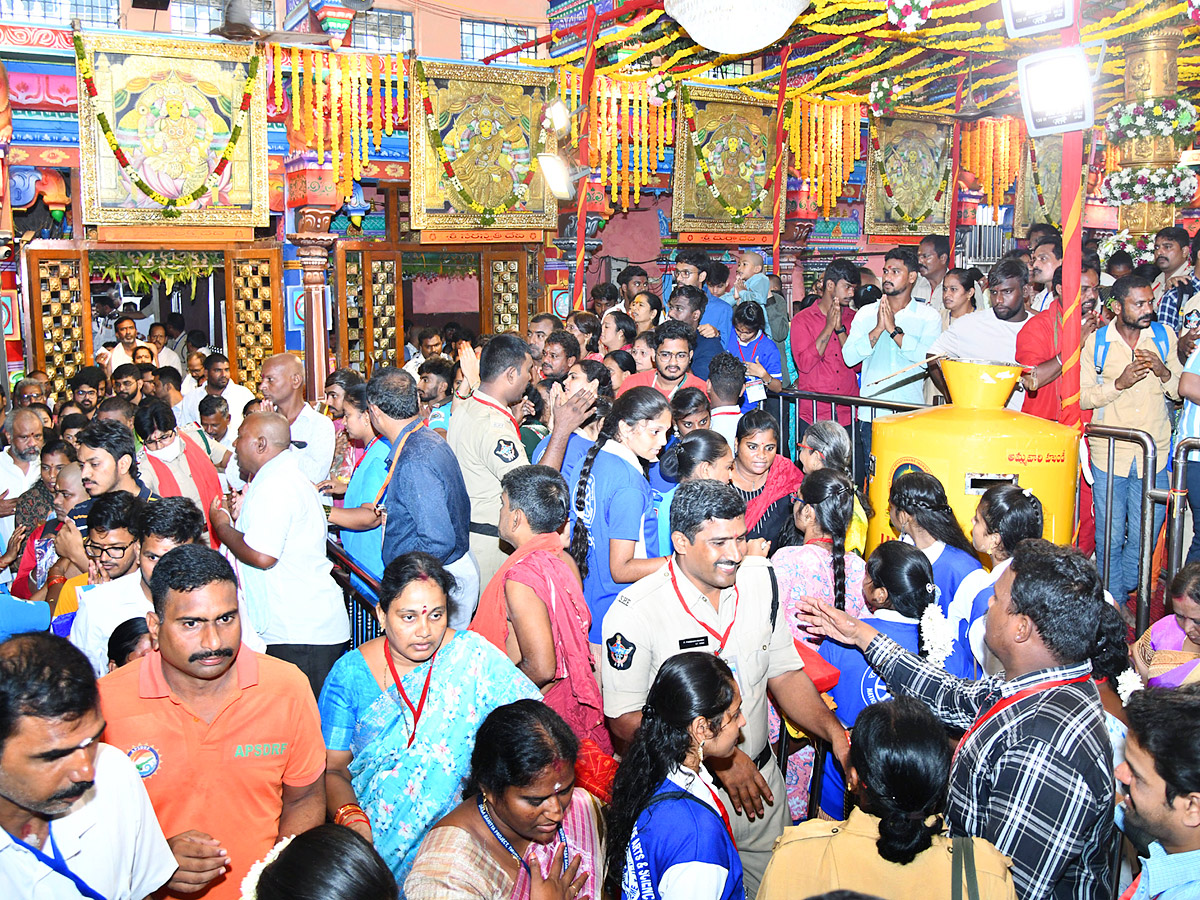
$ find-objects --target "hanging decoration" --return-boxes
[1099,229,1156,265]
[74,33,260,219]
[1027,139,1060,229]
[315,51,324,164]
[411,59,548,226]
[273,45,284,111]
[959,118,1024,209]
[868,78,895,117]
[870,116,950,225]
[647,72,675,106]
[372,55,382,152]
[584,73,675,213]
[886,0,933,32]
[788,98,862,217]
[1101,165,1199,206]
[290,49,300,132]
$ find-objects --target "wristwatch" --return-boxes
[890,326,905,340]
[833,325,847,335]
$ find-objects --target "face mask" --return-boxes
[147,436,183,463]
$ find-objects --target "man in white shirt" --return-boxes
[106,316,157,374]
[1029,236,1062,313]
[927,257,1031,410]
[70,495,206,676]
[401,327,447,378]
[0,409,45,586]
[257,353,334,484]
[211,412,349,698]
[706,351,745,452]
[913,233,950,316]
[0,633,176,900]
[147,323,183,374]
[176,353,255,435]
[181,351,206,396]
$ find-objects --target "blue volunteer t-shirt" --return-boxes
[532,431,594,475]
[0,588,51,642]
[818,614,921,819]
[566,444,657,643]
[340,436,391,602]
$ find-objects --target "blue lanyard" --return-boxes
[476,795,568,876]
[22,824,108,900]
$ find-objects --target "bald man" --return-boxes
[258,353,335,484]
[211,412,349,697]
[0,409,46,586]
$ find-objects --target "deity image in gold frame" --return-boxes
[409,61,557,230]
[1015,135,1063,239]
[671,84,784,234]
[76,33,268,226]
[865,115,954,237]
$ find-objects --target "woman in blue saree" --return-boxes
[318,551,540,888]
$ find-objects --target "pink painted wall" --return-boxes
[585,194,669,294]
[412,275,480,314]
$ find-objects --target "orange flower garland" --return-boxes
[372,55,383,152]
[315,52,324,163]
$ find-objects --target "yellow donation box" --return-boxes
[866,359,1079,554]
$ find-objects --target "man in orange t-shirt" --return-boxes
[99,544,326,899]
[616,319,708,400]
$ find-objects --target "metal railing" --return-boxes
[326,537,383,647]
[1165,437,1200,593]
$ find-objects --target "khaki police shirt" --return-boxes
[446,389,529,526]
[602,556,803,760]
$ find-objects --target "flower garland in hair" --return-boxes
[920,595,956,669]
[679,83,786,224]
[870,117,950,228]
[886,0,933,32]
[1026,140,1061,231]
[1105,98,1198,146]
[1116,669,1144,705]
[74,32,259,219]
[411,60,547,227]
[1100,165,1198,206]
[240,834,295,900]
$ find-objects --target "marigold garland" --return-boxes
[273,44,283,111]
[371,55,382,152]
[870,116,950,227]
[315,52,325,164]
[341,54,352,198]
[75,32,258,219]
[412,60,547,226]
[291,50,300,133]
[329,56,339,185]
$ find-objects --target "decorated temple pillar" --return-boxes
[1112,23,1188,236]
[288,207,336,400]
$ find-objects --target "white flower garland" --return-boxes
[1100,165,1198,207]
[1104,98,1198,145]
[886,0,932,32]
[920,593,956,669]
[240,834,295,900]
[1098,228,1156,265]
[1116,669,1144,706]
[868,78,895,118]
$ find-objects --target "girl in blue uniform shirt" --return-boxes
[888,471,992,678]
[567,386,672,644]
[726,301,784,398]
[607,652,746,900]
[966,484,1044,676]
[654,429,735,556]
[817,541,944,818]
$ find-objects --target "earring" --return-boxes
[698,739,705,763]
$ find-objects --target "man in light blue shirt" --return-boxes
[841,246,942,475]
[1116,683,1200,900]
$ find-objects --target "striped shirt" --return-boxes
[865,635,1114,900]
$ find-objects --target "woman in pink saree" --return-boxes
[1134,563,1200,688]
[405,701,605,900]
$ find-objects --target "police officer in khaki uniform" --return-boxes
[602,479,850,899]
[447,333,536,588]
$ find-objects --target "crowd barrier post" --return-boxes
[1166,437,1200,590]
[326,538,383,648]
[1082,424,1160,636]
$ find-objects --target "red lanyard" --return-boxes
[351,437,379,478]
[701,778,736,846]
[953,674,1092,764]
[384,643,436,749]
[669,560,737,656]
[737,336,763,363]
[473,395,520,436]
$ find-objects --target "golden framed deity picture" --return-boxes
[671,84,787,234]
[1014,135,1063,239]
[409,60,558,231]
[865,114,955,237]
[75,33,268,227]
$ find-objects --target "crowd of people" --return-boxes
[1,236,1199,900]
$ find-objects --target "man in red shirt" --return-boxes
[616,319,708,399]
[790,258,861,428]
[1015,257,1101,553]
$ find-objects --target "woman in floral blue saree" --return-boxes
[318,551,540,889]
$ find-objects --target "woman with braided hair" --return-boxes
[771,468,866,822]
[888,472,991,679]
[566,386,673,646]
[606,652,745,900]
